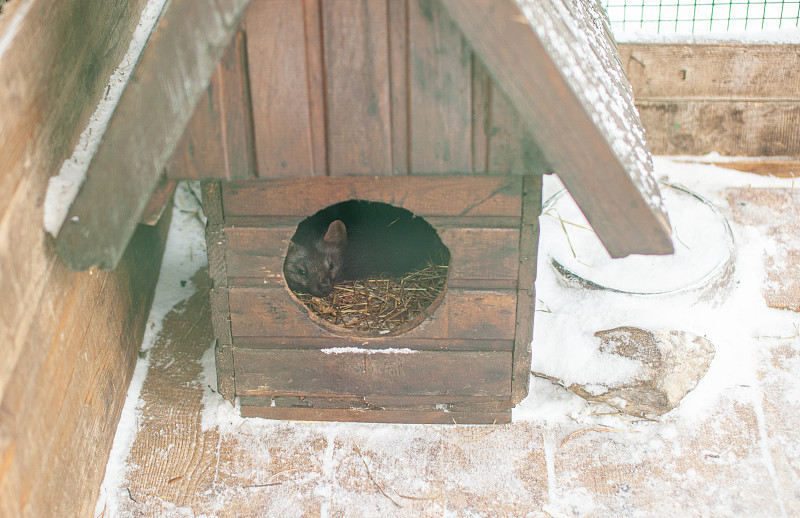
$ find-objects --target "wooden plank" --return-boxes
[240,405,511,424]
[201,181,225,226]
[0,0,150,224]
[388,0,410,174]
[619,43,800,101]
[241,393,512,407]
[322,0,393,175]
[234,335,514,351]
[472,56,491,173]
[0,216,169,517]
[167,31,254,180]
[486,80,550,175]
[223,225,519,286]
[617,43,800,157]
[233,348,512,397]
[408,0,473,173]
[54,0,251,270]
[210,288,236,401]
[438,0,673,258]
[220,176,523,218]
[302,0,328,177]
[140,176,177,225]
[636,101,800,156]
[0,2,167,514]
[244,0,316,177]
[699,160,800,178]
[206,225,229,288]
[512,174,541,403]
[228,286,518,340]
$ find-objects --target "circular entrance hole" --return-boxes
[283,200,451,336]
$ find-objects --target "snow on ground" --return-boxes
[95,183,207,516]
[96,157,800,516]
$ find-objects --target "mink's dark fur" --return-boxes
[283,200,445,297]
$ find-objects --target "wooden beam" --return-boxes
[438,0,673,258]
[53,0,251,270]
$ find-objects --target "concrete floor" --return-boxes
[97,174,800,517]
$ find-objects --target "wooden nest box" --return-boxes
[53,0,673,424]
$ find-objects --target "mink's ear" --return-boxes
[287,241,297,253]
[323,220,347,246]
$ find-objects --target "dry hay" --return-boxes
[295,251,449,335]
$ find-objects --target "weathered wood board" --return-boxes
[204,174,542,423]
[53,0,252,271]
[618,43,800,157]
[0,1,169,516]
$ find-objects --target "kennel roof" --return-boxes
[52,0,673,271]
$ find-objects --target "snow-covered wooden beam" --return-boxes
[438,0,674,258]
[51,0,251,270]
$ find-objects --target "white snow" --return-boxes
[94,182,207,517]
[320,347,419,355]
[42,0,168,237]
[614,27,800,43]
[518,157,800,423]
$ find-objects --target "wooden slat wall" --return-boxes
[244,0,317,177]
[322,0,393,175]
[236,0,550,179]
[0,2,169,516]
[619,43,800,157]
[167,31,254,180]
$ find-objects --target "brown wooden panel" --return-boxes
[486,81,550,175]
[140,177,177,225]
[233,335,513,351]
[168,31,253,180]
[228,286,517,340]
[322,0,393,175]
[244,0,315,177]
[220,176,522,217]
[223,225,519,286]
[408,0,473,173]
[620,43,800,101]
[303,0,328,177]
[240,405,511,424]
[388,0,409,174]
[233,348,512,397]
[637,101,800,156]
[512,174,542,403]
[210,288,236,400]
[472,57,491,173]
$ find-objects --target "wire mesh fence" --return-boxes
[602,0,800,33]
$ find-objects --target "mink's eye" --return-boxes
[297,268,307,277]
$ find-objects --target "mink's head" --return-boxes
[284,220,346,297]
